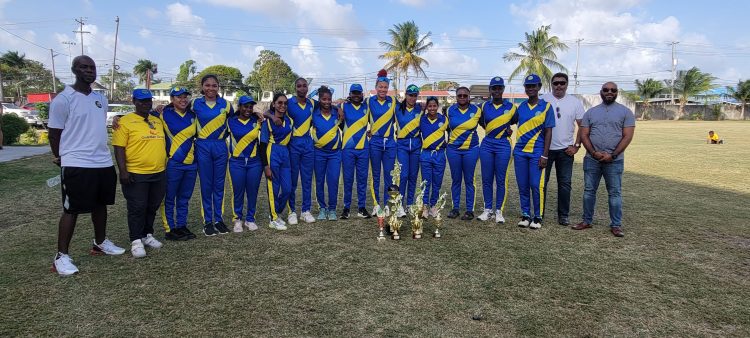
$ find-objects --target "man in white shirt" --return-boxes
[48,55,125,276]
[540,73,585,226]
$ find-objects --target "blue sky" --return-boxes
[2,0,750,97]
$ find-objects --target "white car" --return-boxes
[106,104,135,127]
[2,102,31,116]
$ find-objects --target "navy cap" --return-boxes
[523,74,542,85]
[132,88,153,100]
[349,83,363,92]
[489,76,505,87]
[170,87,189,96]
[238,95,256,106]
[406,84,420,94]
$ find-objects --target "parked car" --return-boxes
[1,102,31,116]
[22,110,44,127]
[106,103,135,127]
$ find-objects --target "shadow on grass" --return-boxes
[0,155,748,337]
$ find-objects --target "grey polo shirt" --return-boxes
[581,102,635,162]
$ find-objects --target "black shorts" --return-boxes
[60,166,117,214]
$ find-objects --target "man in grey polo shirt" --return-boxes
[573,82,635,237]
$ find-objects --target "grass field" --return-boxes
[1,121,749,337]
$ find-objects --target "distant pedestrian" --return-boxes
[573,82,635,237]
[48,55,125,276]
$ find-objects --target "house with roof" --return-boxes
[135,82,239,104]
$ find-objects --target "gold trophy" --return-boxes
[409,180,428,239]
[433,192,448,238]
[377,206,386,241]
[387,160,403,240]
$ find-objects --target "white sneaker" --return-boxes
[429,207,439,218]
[287,212,298,225]
[477,208,493,221]
[529,218,542,229]
[52,253,78,276]
[277,217,287,226]
[244,221,258,231]
[142,234,163,249]
[92,238,126,255]
[131,239,146,258]
[495,210,505,223]
[273,219,288,231]
[301,211,316,223]
[233,219,244,233]
[517,217,530,228]
[396,206,407,218]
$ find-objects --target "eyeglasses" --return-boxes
[407,93,418,97]
[552,81,567,86]
[601,88,618,93]
[457,94,469,98]
[556,106,561,119]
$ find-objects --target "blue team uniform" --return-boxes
[311,107,342,212]
[228,116,263,223]
[191,96,234,225]
[479,100,517,212]
[286,96,316,214]
[395,103,422,206]
[367,95,397,206]
[261,115,293,221]
[419,113,447,207]
[340,102,370,210]
[446,103,482,212]
[514,99,555,219]
[157,105,197,232]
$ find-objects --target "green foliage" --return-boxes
[19,128,38,145]
[634,78,665,119]
[1,51,63,100]
[672,67,716,118]
[726,79,750,116]
[419,81,460,91]
[99,69,136,102]
[246,50,299,96]
[1,113,30,145]
[709,104,724,121]
[177,60,197,82]
[379,21,433,91]
[133,59,158,85]
[35,102,49,120]
[195,65,245,94]
[503,25,568,90]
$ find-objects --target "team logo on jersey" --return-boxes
[470,113,475,118]
[95,101,102,108]
[504,110,510,114]
[438,122,444,127]
[535,111,542,116]
[387,103,391,108]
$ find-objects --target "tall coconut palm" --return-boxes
[634,78,665,119]
[726,79,750,117]
[503,25,568,90]
[133,59,158,88]
[379,21,433,93]
[0,51,28,68]
[671,67,715,119]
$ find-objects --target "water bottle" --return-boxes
[47,175,61,187]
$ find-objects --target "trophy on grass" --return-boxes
[376,205,386,241]
[385,160,403,240]
[409,180,428,239]
[432,192,448,238]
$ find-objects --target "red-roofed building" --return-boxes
[367,89,456,104]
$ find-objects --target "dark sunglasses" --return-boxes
[457,94,469,98]
[602,88,618,93]
[552,81,567,86]
[407,93,418,97]
[556,106,561,119]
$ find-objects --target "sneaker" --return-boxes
[328,210,338,221]
[174,227,196,239]
[301,211,316,223]
[165,229,187,241]
[477,208,492,221]
[447,209,459,219]
[558,217,571,226]
[429,207,439,218]
[142,234,163,249]
[272,219,288,231]
[52,253,78,276]
[396,206,407,218]
[214,221,230,234]
[611,226,624,237]
[131,239,146,258]
[317,208,328,220]
[244,221,258,231]
[461,211,475,220]
[529,217,542,229]
[495,210,505,224]
[233,219,244,233]
[91,238,126,256]
[341,208,350,219]
[357,207,372,218]
[517,216,530,228]
[203,222,218,236]
[288,212,299,225]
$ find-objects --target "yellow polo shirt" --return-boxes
[112,112,167,174]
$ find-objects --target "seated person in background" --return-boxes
[707,130,723,144]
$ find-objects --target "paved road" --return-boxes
[0,146,51,163]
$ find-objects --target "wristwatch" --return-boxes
[574,143,581,148]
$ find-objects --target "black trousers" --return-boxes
[121,172,167,242]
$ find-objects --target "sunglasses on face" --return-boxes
[601,88,618,93]
[457,94,469,98]
[407,93,418,97]
[552,81,567,86]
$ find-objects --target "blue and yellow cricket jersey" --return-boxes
[228,116,261,158]
[481,100,517,140]
[420,113,448,151]
[514,99,556,154]
[367,95,397,139]
[446,104,482,150]
[191,96,234,140]
[260,114,293,146]
[311,107,341,151]
[287,96,315,140]
[396,103,422,139]
[156,105,196,164]
[341,102,369,150]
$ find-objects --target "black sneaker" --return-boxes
[461,211,474,220]
[178,227,197,239]
[214,221,230,234]
[165,230,187,241]
[357,207,372,219]
[447,209,460,219]
[341,208,350,219]
[203,222,218,236]
[558,218,571,226]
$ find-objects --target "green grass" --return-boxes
[1,121,749,336]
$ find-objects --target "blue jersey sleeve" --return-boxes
[544,102,556,129]
[260,120,270,143]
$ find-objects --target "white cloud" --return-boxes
[166,2,205,27]
[291,37,322,78]
[396,0,426,7]
[335,38,364,74]
[456,26,483,39]
[139,28,152,39]
[423,34,480,76]
[144,7,161,19]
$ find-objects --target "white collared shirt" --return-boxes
[541,93,585,150]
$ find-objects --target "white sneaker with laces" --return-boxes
[396,206,407,218]
[142,234,163,249]
[518,218,530,227]
[277,217,287,226]
[93,238,126,255]
[52,253,78,276]
[301,211,316,223]
[495,210,505,223]
[477,208,493,221]
[244,221,258,231]
[274,219,288,231]
[233,219,244,233]
[287,212,298,225]
[131,239,146,258]
[529,219,542,229]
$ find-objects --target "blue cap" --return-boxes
[349,83,363,92]
[170,87,189,96]
[238,95,256,106]
[523,74,542,85]
[132,89,153,100]
[406,84,420,94]
[489,76,505,87]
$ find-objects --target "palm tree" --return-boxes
[379,21,433,93]
[726,79,750,117]
[133,59,158,88]
[503,25,568,90]
[0,51,28,68]
[671,67,716,119]
[634,78,665,119]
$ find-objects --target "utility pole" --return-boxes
[574,38,583,94]
[110,16,120,100]
[50,49,59,92]
[74,17,90,55]
[62,41,76,80]
[669,41,679,104]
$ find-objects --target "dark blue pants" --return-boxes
[544,149,574,220]
[479,141,512,211]
[369,137,396,206]
[514,151,544,218]
[289,139,314,213]
[447,146,479,212]
[196,139,228,224]
[266,144,292,221]
[420,149,446,207]
[314,149,341,210]
[397,138,421,206]
[342,148,369,209]
[229,157,263,222]
[162,159,197,230]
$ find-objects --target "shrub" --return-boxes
[19,128,38,145]
[35,102,49,120]
[1,114,30,145]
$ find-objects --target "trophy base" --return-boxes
[378,229,386,241]
[413,233,422,239]
[392,234,400,240]
[433,231,441,238]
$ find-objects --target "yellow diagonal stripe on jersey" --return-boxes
[233,128,260,157]
[198,114,226,138]
[293,116,312,137]
[397,113,421,138]
[315,126,339,148]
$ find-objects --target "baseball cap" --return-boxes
[349,83,363,92]
[132,88,153,100]
[489,76,505,87]
[170,87,189,96]
[238,95,256,106]
[523,74,542,85]
[406,84,420,94]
